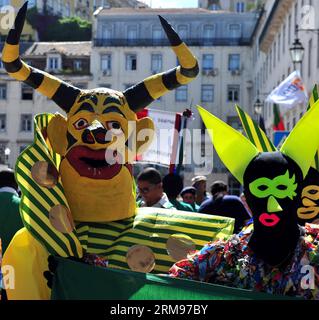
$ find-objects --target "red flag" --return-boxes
[273,104,285,131]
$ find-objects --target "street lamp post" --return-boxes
[4,147,11,167]
[254,97,264,127]
[289,37,305,71]
[288,24,319,71]
[254,98,263,116]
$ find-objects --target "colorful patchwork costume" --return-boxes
[1,3,235,300]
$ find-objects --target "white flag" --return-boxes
[266,71,308,108]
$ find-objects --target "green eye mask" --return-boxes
[249,170,297,200]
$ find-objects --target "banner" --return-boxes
[51,256,296,300]
[138,109,181,166]
[266,71,308,108]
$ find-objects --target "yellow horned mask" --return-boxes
[2,2,199,222]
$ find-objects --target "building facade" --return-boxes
[252,0,319,140]
[91,7,258,188]
[0,41,92,167]
[6,2,317,191]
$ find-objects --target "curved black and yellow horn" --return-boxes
[2,2,81,113]
[123,15,199,113]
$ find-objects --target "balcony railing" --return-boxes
[93,37,252,47]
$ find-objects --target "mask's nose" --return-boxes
[267,195,283,213]
[82,120,110,144]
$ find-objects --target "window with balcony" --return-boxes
[227,85,240,102]
[74,60,82,71]
[202,54,214,71]
[66,2,71,16]
[203,25,215,41]
[228,54,240,71]
[177,25,188,40]
[0,114,6,132]
[101,24,112,40]
[126,54,137,71]
[0,84,7,100]
[151,54,162,73]
[152,26,162,44]
[101,54,111,72]
[229,24,241,38]
[209,4,220,10]
[201,85,214,102]
[175,85,188,102]
[273,42,276,68]
[236,2,245,13]
[288,14,292,45]
[57,0,63,15]
[20,114,33,132]
[21,83,33,100]
[283,24,286,54]
[127,25,138,44]
[308,38,312,77]
[47,56,60,71]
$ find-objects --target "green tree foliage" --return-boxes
[26,8,92,41]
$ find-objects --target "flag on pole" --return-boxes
[273,104,285,131]
[266,70,308,108]
[169,109,193,175]
[169,112,182,174]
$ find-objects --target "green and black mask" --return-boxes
[198,102,319,266]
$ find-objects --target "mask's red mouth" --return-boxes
[259,213,280,227]
[66,146,132,179]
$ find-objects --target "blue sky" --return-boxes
[140,0,198,8]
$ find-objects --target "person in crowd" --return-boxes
[191,175,210,206]
[0,169,23,253]
[162,174,195,212]
[199,181,250,233]
[240,192,253,218]
[136,168,175,209]
[180,186,199,212]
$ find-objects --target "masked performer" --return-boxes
[169,105,319,299]
[236,105,319,225]
[1,3,236,299]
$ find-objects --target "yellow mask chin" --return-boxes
[60,158,135,222]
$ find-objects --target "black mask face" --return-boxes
[297,167,319,224]
[244,152,303,232]
[243,152,302,265]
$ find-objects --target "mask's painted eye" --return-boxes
[73,118,89,130]
[107,121,122,134]
[257,185,268,191]
[277,184,288,190]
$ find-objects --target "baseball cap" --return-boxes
[191,175,207,185]
[180,186,196,196]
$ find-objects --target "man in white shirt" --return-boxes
[136,168,176,209]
